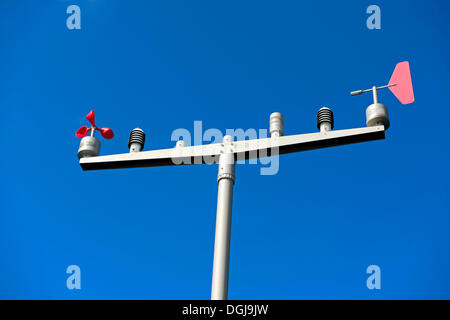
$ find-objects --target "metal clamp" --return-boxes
[217,135,235,184]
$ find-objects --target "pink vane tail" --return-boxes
[388,61,415,105]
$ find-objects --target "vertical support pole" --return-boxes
[211,135,235,300]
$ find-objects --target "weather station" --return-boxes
[76,61,414,300]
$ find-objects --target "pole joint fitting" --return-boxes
[217,135,235,184]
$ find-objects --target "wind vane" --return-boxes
[350,61,414,130]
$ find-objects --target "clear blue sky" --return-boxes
[1,0,450,299]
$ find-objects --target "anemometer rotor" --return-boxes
[76,110,114,159]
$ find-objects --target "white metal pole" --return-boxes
[211,136,235,300]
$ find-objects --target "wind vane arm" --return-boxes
[350,84,396,97]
